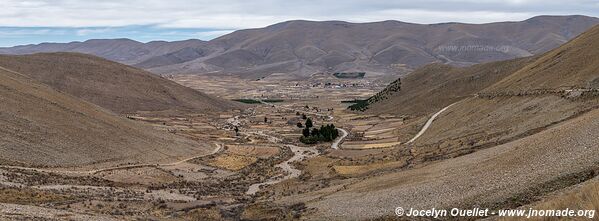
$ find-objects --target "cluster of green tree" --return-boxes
[348,78,401,111]
[232,99,285,104]
[347,100,370,111]
[300,118,339,144]
[341,99,366,103]
[333,72,366,79]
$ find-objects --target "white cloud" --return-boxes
[0,0,596,29]
[76,28,111,36]
[0,28,64,36]
[358,9,535,24]
[195,30,235,39]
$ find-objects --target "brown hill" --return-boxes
[0,53,241,114]
[0,66,213,168]
[146,15,599,78]
[362,24,599,163]
[1,15,597,79]
[299,106,599,220]
[0,39,210,66]
[363,56,536,116]
[293,23,599,221]
[484,24,599,92]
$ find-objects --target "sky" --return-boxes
[1,0,598,47]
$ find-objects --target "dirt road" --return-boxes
[407,102,458,144]
[245,100,347,194]
[246,144,319,195]
[331,128,348,149]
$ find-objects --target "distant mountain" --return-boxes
[482,22,599,93]
[363,23,599,116]
[311,24,599,220]
[0,52,242,114]
[1,15,597,79]
[359,23,599,150]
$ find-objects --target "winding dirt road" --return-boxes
[331,128,348,149]
[246,144,319,195]
[407,102,458,144]
[244,100,348,194]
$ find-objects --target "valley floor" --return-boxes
[1,75,597,221]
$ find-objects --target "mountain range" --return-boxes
[1,15,598,79]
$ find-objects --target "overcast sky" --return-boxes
[1,0,598,47]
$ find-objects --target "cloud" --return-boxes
[194,30,235,39]
[0,0,597,46]
[0,28,65,37]
[76,28,111,36]
[354,9,535,24]
[0,0,596,29]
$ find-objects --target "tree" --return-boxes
[296,122,303,128]
[302,127,311,137]
[305,118,313,128]
[300,120,340,144]
[301,113,307,120]
[264,117,268,123]
[296,112,301,116]
[311,128,320,137]
[234,126,239,136]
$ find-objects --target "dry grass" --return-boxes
[226,145,280,158]
[364,128,396,135]
[0,188,72,205]
[0,67,211,167]
[500,180,599,221]
[207,154,258,171]
[241,203,289,221]
[343,141,403,150]
[182,207,223,221]
[303,156,339,179]
[366,56,535,116]
[98,167,177,185]
[0,53,241,113]
[334,160,407,176]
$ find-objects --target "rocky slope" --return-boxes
[362,56,536,115]
[287,23,599,221]
[363,24,599,157]
[0,53,242,114]
[0,66,212,167]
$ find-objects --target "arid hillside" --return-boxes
[484,24,599,92]
[0,39,209,66]
[284,23,599,221]
[0,66,213,168]
[360,24,599,160]
[0,53,242,114]
[364,56,536,116]
[1,15,597,79]
[298,105,599,220]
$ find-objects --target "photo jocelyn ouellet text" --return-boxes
[395,207,596,219]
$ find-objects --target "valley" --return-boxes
[0,12,598,221]
[3,62,598,219]
[0,68,424,220]
[4,66,595,220]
